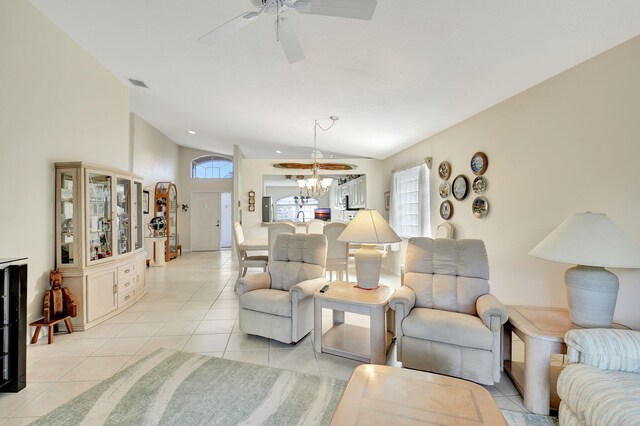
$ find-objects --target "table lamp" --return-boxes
[529,212,640,327]
[338,209,401,289]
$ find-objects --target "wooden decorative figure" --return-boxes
[43,270,78,323]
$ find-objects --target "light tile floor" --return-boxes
[0,250,544,424]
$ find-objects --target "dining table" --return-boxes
[239,239,269,252]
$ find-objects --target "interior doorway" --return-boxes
[191,192,231,251]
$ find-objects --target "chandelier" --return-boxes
[297,116,338,198]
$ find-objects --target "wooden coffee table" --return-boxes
[313,281,394,365]
[332,364,507,425]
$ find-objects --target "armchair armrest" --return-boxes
[389,286,416,319]
[236,272,271,296]
[565,329,640,373]
[476,294,508,332]
[290,277,327,301]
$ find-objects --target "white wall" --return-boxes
[0,1,130,323]
[382,36,640,329]
[131,113,180,244]
[178,146,233,250]
[240,158,384,240]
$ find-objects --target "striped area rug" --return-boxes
[33,349,346,425]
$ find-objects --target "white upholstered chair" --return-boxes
[268,222,295,266]
[237,233,328,344]
[233,222,268,279]
[281,219,297,232]
[305,219,325,234]
[390,237,508,385]
[435,222,455,239]
[323,222,349,282]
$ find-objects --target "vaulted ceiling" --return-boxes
[29,0,640,159]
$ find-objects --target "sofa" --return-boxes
[557,329,640,426]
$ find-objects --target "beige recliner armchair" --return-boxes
[390,237,508,385]
[237,233,328,344]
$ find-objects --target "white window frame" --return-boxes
[389,164,430,238]
[191,155,233,179]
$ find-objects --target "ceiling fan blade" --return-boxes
[295,0,377,20]
[198,10,262,46]
[277,18,305,64]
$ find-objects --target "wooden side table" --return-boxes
[502,305,628,415]
[314,281,394,365]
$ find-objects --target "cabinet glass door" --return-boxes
[116,177,131,255]
[133,181,143,251]
[87,172,113,263]
[58,170,76,265]
[168,185,177,253]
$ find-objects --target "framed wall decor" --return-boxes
[472,196,489,218]
[384,191,390,211]
[470,152,488,176]
[439,181,450,199]
[438,161,451,180]
[440,200,453,220]
[248,190,256,212]
[472,176,487,194]
[143,190,150,214]
[452,175,469,201]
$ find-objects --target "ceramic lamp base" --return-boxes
[354,244,381,289]
[565,265,619,328]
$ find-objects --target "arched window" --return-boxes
[191,155,233,179]
[275,196,318,222]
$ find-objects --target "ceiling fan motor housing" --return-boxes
[251,0,295,15]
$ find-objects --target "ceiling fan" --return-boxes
[199,0,378,64]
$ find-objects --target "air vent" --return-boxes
[128,79,148,88]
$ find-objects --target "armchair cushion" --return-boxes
[402,308,493,351]
[476,294,509,332]
[565,329,640,373]
[403,239,490,315]
[269,234,327,291]
[389,285,416,315]
[290,277,326,300]
[240,289,291,317]
[236,272,271,296]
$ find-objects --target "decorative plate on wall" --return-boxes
[471,152,488,175]
[472,176,487,194]
[439,181,450,199]
[452,175,469,200]
[472,196,489,218]
[438,161,451,180]
[440,200,453,220]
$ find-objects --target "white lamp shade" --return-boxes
[321,177,333,188]
[529,212,640,268]
[307,178,318,187]
[297,179,306,188]
[338,209,401,244]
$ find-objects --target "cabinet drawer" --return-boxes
[118,288,136,307]
[118,263,136,282]
[118,278,135,294]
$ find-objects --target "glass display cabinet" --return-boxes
[154,181,178,262]
[54,162,147,331]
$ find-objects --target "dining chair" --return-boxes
[281,219,297,232]
[323,222,349,282]
[233,222,268,279]
[305,219,325,234]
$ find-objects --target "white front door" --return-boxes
[191,192,221,251]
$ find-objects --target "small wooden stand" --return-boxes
[30,316,73,344]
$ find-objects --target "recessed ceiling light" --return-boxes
[188,130,196,135]
[275,150,282,154]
